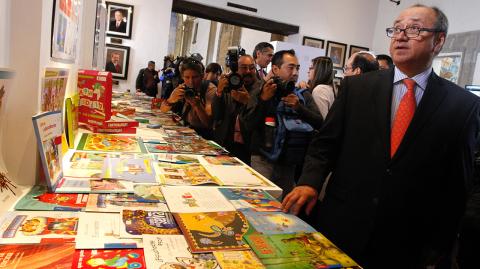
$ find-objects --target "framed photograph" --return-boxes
[432,52,463,84]
[106,1,134,39]
[105,44,130,80]
[348,45,369,59]
[51,0,82,62]
[326,41,347,68]
[302,36,325,49]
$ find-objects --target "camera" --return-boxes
[273,76,296,97]
[184,86,196,98]
[225,46,246,91]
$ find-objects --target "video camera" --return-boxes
[225,46,246,91]
[272,76,296,98]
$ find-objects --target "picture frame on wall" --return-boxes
[51,0,82,63]
[326,41,347,68]
[302,36,325,49]
[105,44,130,80]
[106,1,134,39]
[432,52,463,84]
[348,45,370,58]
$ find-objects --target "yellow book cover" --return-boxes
[213,250,265,269]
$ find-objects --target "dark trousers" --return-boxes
[230,142,251,166]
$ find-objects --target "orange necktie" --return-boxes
[391,78,416,157]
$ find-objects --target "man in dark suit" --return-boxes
[105,52,121,74]
[283,4,480,268]
[109,10,127,33]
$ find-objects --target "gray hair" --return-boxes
[411,4,449,36]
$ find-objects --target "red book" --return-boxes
[78,70,112,127]
[0,241,75,269]
[72,249,146,269]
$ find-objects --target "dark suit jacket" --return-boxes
[109,20,127,33]
[299,68,480,267]
[105,62,120,74]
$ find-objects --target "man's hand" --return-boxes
[260,79,277,101]
[216,75,229,97]
[282,93,300,110]
[282,185,318,215]
[168,85,185,103]
[231,87,250,105]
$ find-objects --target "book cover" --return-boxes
[120,210,181,238]
[41,68,69,113]
[152,153,200,164]
[205,166,270,187]
[81,124,137,134]
[103,158,157,183]
[243,211,316,235]
[72,249,146,269]
[77,69,112,127]
[143,235,220,269]
[103,115,139,128]
[213,251,265,269]
[218,188,282,212]
[161,186,235,213]
[32,111,63,191]
[133,184,166,203]
[85,193,168,213]
[144,143,175,153]
[77,133,146,153]
[14,185,88,211]
[156,163,221,186]
[244,232,360,268]
[0,241,76,269]
[0,211,79,244]
[201,155,243,166]
[65,94,79,149]
[89,178,134,193]
[173,211,250,253]
[54,177,135,194]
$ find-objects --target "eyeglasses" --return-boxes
[386,26,443,38]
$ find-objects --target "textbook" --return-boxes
[14,185,88,211]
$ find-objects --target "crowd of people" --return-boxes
[131,4,480,268]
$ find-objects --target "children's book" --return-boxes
[133,184,166,203]
[77,133,146,153]
[244,232,360,269]
[119,210,181,238]
[161,186,235,213]
[152,153,200,164]
[213,250,265,269]
[77,69,112,126]
[76,212,142,249]
[0,211,79,244]
[243,211,316,235]
[218,188,282,212]
[41,68,69,113]
[173,211,250,253]
[102,158,157,183]
[32,111,63,191]
[0,240,76,269]
[89,178,134,192]
[201,155,243,166]
[204,165,271,187]
[72,249,146,269]
[156,163,222,186]
[65,95,79,149]
[14,185,88,211]
[54,177,135,194]
[81,124,137,134]
[143,235,220,269]
[85,193,168,212]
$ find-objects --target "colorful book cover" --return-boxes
[32,111,63,191]
[120,210,181,238]
[65,94,79,149]
[243,211,316,235]
[85,193,168,212]
[14,185,88,211]
[152,153,200,164]
[75,212,142,249]
[244,232,359,268]
[68,151,145,170]
[81,124,137,134]
[90,178,132,192]
[202,155,243,166]
[103,116,139,128]
[0,211,79,244]
[218,188,282,212]
[77,69,113,126]
[133,185,166,203]
[161,186,235,213]
[205,166,270,187]
[103,158,157,183]
[173,211,250,253]
[213,251,265,269]
[0,241,76,269]
[157,163,221,186]
[143,235,220,269]
[77,133,146,153]
[41,68,69,113]
[144,143,175,153]
[72,249,146,269]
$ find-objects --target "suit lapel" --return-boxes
[391,72,448,162]
[372,69,394,161]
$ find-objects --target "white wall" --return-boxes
[0,0,10,67]
[189,18,211,65]
[372,0,480,55]
[240,28,271,57]
[109,0,173,92]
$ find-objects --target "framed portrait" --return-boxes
[326,41,347,68]
[302,36,325,49]
[106,1,134,39]
[105,44,130,80]
[348,45,369,59]
[51,0,82,62]
[432,52,463,84]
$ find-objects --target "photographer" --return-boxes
[212,53,261,165]
[160,58,216,139]
[244,49,323,198]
